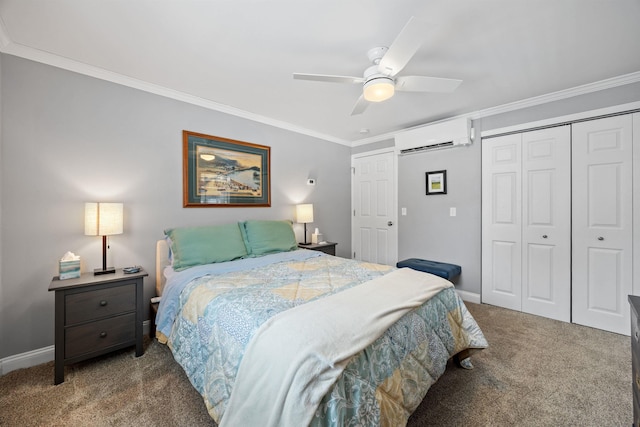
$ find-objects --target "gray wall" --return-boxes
[397,143,481,293]
[0,55,351,359]
[351,139,394,155]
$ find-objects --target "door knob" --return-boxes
[387,221,393,226]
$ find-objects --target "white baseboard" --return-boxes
[456,289,481,304]
[0,320,152,376]
[0,345,54,376]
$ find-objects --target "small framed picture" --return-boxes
[426,170,447,195]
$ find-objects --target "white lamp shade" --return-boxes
[84,202,123,236]
[296,203,314,223]
[363,78,395,102]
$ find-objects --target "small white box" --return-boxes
[59,260,81,280]
[312,233,323,244]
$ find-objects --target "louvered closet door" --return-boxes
[521,126,571,322]
[572,114,633,335]
[482,134,522,311]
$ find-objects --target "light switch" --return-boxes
[401,207,407,216]
[450,207,457,217]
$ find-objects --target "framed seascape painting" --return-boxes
[183,130,271,207]
[426,170,447,195]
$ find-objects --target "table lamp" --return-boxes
[296,203,314,245]
[84,202,123,275]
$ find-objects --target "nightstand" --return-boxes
[48,268,147,385]
[299,242,337,256]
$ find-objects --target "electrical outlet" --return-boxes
[450,207,457,217]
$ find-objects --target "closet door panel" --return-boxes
[587,248,622,312]
[482,134,522,311]
[491,241,519,295]
[521,126,571,322]
[526,244,554,300]
[587,163,623,227]
[572,114,633,335]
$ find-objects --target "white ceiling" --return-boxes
[0,0,639,145]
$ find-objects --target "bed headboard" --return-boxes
[155,239,171,296]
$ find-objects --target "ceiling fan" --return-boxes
[293,16,462,115]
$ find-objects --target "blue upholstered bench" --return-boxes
[396,258,461,280]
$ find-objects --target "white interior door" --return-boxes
[482,134,522,311]
[521,126,571,322]
[572,114,633,335]
[351,150,397,266]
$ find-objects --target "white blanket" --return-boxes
[220,267,454,427]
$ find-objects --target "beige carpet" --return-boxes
[0,302,631,426]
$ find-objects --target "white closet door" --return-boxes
[482,134,522,311]
[572,114,633,335]
[521,126,571,322]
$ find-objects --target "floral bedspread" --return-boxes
[163,252,487,426]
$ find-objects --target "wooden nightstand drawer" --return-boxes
[65,313,136,359]
[65,284,135,325]
[64,313,136,359]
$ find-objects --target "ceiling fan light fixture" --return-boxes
[363,77,395,102]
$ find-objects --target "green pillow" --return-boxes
[240,220,298,256]
[164,224,248,271]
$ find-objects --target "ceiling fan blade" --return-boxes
[395,75,463,93]
[293,73,364,84]
[377,16,426,76]
[351,95,369,116]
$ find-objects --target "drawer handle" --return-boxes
[597,236,604,241]
[100,331,108,338]
[99,300,108,307]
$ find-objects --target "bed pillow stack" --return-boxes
[164,220,299,270]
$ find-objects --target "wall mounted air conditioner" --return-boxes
[395,118,473,154]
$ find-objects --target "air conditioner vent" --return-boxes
[399,140,454,154]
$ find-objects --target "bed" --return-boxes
[154,220,488,427]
